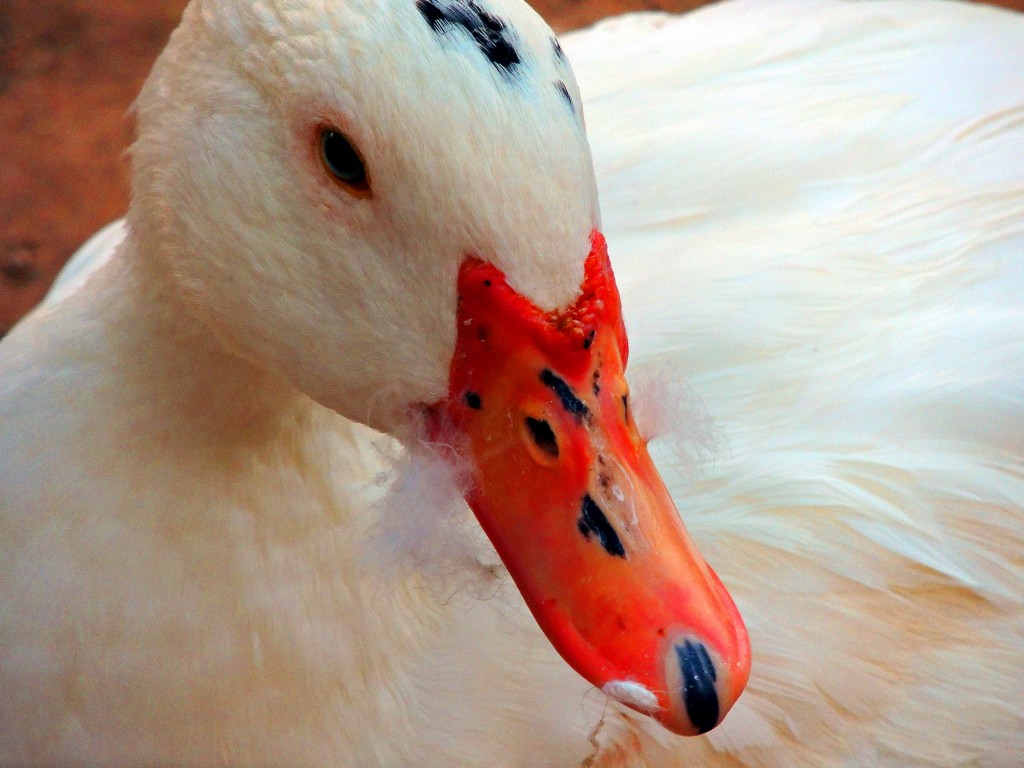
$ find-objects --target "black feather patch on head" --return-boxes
[551,36,566,62]
[416,0,522,79]
[554,80,575,114]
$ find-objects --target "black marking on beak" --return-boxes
[578,494,626,558]
[540,369,588,421]
[464,391,483,410]
[676,640,719,734]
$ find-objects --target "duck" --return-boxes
[1,0,1022,765]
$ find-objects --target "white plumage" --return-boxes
[2,0,1022,765]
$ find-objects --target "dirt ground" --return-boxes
[2,0,1022,335]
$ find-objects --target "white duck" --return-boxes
[2,0,1022,765]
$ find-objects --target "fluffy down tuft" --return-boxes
[629,360,720,483]
[362,439,506,601]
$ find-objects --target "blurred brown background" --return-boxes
[2,0,1022,335]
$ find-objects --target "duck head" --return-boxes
[129,0,749,736]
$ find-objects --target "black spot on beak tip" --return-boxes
[578,494,626,558]
[677,640,720,734]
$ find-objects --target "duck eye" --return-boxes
[319,128,369,194]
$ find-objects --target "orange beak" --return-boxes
[426,232,750,736]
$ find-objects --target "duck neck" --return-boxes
[101,225,309,450]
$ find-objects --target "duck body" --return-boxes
[0,246,594,766]
[2,0,1023,766]
[577,3,1024,763]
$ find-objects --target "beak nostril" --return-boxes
[524,417,559,459]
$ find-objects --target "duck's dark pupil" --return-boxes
[322,130,365,184]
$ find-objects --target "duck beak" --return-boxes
[425,232,749,736]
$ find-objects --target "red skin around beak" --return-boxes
[426,232,750,736]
